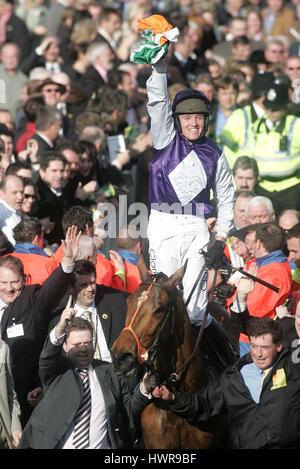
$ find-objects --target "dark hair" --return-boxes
[88,87,128,114]
[70,259,96,286]
[73,140,98,165]
[0,229,13,255]
[232,155,259,179]
[5,161,31,176]
[74,259,96,276]
[0,123,14,140]
[23,94,45,122]
[247,317,283,345]
[255,223,285,253]
[98,6,121,23]
[232,35,250,47]
[62,206,93,235]
[39,151,66,171]
[215,76,239,92]
[13,218,42,244]
[65,316,93,341]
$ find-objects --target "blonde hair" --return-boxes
[71,19,98,45]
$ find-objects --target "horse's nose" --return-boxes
[112,350,137,376]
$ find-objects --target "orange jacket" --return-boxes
[7,252,59,285]
[240,250,292,343]
[124,261,142,293]
[53,244,124,290]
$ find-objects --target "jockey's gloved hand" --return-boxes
[204,240,226,270]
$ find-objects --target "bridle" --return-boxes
[122,275,204,385]
[122,276,176,370]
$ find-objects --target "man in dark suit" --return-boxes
[30,105,62,159]
[18,314,156,449]
[80,41,115,98]
[36,151,67,246]
[95,6,121,53]
[0,226,81,427]
[49,259,128,361]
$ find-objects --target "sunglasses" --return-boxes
[24,193,37,200]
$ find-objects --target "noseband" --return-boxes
[122,277,176,369]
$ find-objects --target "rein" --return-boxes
[124,271,216,386]
[170,268,218,383]
[123,278,175,369]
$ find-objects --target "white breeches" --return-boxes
[147,210,212,326]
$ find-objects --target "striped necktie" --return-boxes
[73,368,92,449]
[81,311,101,360]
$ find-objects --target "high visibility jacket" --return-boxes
[53,244,124,290]
[252,114,300,192]
[7,252,59,285]
[218,104,259,169]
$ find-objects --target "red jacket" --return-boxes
[123,261,142,293]
[16,122,36,154]
[7,252,59,285]
[240,250,292,343]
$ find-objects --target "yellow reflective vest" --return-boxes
[218,104,259,169]
[252,114,300,192]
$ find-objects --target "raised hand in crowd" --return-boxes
[55,294,76,339]
[62,225,82,267]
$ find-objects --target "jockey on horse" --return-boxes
[138,15,237,369]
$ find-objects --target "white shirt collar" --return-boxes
[0,198,18,215]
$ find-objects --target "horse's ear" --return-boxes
[165,260,188,289]
[137,254,151,281]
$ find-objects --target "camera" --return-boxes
[211,282,236,307]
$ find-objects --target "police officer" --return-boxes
[252,80,300,215]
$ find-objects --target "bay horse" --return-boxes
[112,257,230,449]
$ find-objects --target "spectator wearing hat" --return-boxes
[252,80,300,215]
[36,77,66,108]
[218,71,275,168]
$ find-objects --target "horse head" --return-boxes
[112,256,188,381]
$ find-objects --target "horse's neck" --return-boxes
[157,317,201,391]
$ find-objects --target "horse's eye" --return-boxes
[154,307,165,316]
